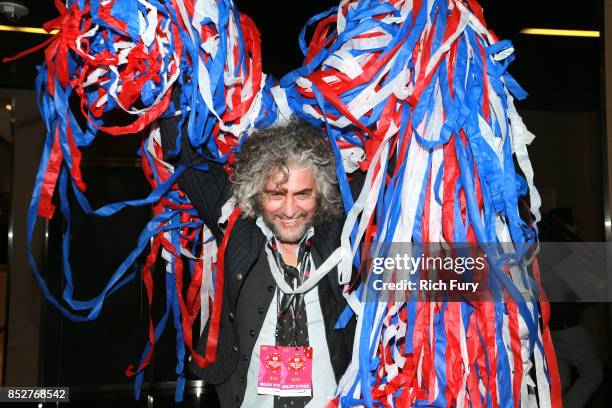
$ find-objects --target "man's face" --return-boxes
[260,166,318,244]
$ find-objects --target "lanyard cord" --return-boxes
[270,238,312,345]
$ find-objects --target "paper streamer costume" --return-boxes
[5,0,561,406]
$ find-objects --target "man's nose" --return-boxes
[282,195,298,218]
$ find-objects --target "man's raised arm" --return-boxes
[158,115,231,242]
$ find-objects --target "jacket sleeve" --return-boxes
[158,114,231,243]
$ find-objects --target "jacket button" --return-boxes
[240,376,245,383]
[235,395,240,402]
[242,354,249,362]
[233,345,239,352]
[228,312,234,321]
[257,307,264,314]
[249,329,255,337]
[267,285,274,292]
[236,273,243,281]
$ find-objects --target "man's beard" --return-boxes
[262,211,314,244]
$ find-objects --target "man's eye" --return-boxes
[295,193,311,199]
[269,193,283,200]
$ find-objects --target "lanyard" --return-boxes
[269,239,312,344]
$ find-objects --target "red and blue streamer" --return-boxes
[5,0,561,406]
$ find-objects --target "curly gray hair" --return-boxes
[231,121,341,224]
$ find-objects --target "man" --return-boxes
[160,119,360,407]
[540,208,603,408]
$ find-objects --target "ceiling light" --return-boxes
[0,24,58,35]
[4,103,11,111]
[0,1,29,22]
[520,28,600,38]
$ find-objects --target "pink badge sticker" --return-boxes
[257,345,313,397]
[257,345,283,396]
[280,346,313,397]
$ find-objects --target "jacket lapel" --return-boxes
[225,218,266,310]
